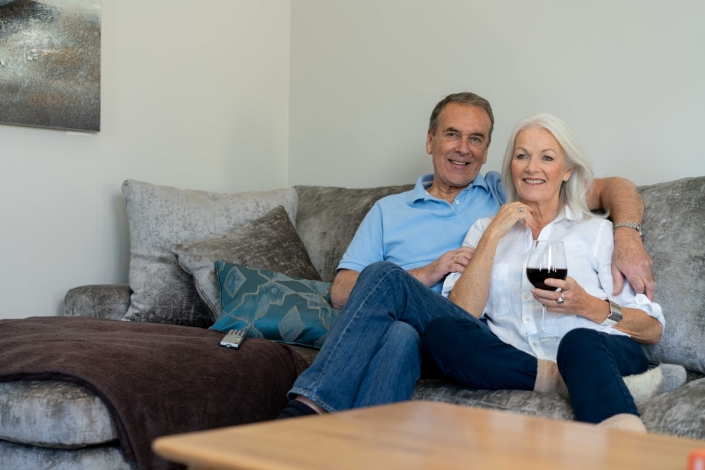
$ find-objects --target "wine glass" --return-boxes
[526,241,568,336]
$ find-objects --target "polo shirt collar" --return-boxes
[408,173,489,205]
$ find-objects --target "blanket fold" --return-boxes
[0,317,309,470]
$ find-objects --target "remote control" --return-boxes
[219,329,247,349]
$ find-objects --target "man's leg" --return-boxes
[557,328,647,424]
[422,316,538,390]
[352,321,423,408]
[288,261,473,412]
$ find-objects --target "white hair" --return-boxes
[500,113,604,220]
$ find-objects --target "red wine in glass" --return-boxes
[526,241,568,336]
[526,267,568,290]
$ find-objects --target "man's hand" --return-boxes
[410,246,475,287]
[612,228,654,300]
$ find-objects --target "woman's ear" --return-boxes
[563,166,574,182]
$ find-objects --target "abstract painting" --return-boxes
[0,0,100,131]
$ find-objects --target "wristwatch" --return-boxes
[613,222,643,237]
[602,301,623,327]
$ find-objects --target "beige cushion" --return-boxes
[122,180,297,327]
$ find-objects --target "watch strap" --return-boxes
[602,301,623,327]
[613,222,642,237]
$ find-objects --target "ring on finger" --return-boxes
[556,292,565,304]
[518,207,524,212]
[453,256,458,264]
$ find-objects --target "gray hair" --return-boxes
[500,113,603,220]
[429,92,494,144]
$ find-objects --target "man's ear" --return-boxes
[426,129,433,155]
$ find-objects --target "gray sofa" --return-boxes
[1,176,704,469]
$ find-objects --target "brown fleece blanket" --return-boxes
[0,317,309,470]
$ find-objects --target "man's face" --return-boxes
[426,103,492,193]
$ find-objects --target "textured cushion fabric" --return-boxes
[122,180,297,327]
[171,205,321,321]
[294,184,413,281]
[64,285,132,320]
[639,378,705,439]
[638,177,705,374]
[0,440,135,470]
[212,261,339,348]
[412,379,575,421]
[0,381,116,448]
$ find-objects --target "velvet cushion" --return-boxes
[638,177,705,374]
[294,184,413,281]
[171,206,321,321]
[0,381,116,448]
[211,261,339,348]
[121,180,297,327]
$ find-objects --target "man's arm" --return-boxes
[331,269,360,310]
[331,246,475,310]
[589,177,654,300]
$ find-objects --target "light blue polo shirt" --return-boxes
[337,173,506,293]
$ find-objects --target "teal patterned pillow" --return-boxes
[211,261,340,348]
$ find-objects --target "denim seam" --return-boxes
[301,267,397,411]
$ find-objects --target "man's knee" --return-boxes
[360,261,404,280]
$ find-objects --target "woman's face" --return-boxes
[511,127,573,208]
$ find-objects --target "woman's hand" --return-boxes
[485,202,534,241]
[532,276,609,323]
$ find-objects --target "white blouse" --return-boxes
[442,206,665,361]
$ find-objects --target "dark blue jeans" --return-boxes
[423,316,648,423]
[289,261,473,412]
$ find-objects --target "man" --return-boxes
[279,92,654,418]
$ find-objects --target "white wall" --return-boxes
[288,0,705,188]
[0,0,291,319]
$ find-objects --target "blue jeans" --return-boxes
[423,317,648,423]
[289,261,474,412]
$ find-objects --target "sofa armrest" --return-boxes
[64,285,132,320]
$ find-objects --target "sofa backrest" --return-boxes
[294,184,413,282]
[638,176,705,374]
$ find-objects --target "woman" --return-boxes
[423,113,666,431]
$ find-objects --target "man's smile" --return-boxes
[449,159,470,166]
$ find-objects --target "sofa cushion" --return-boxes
[639,378,705,439]
[0,381,116,448]
[638,177,705,374]
[64,285,132,320]
[211,262,339,348]
[294,184,413,282]
[0,439,135,470]
[171,205,321,321]
[121,180,297,327]
[412,379,575,421]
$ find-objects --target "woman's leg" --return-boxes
[289,262,476,412]
[557,328,647,424]
[422,316,538,391]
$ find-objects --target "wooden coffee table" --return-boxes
[153,401,703,469]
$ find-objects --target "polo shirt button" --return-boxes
[455,201,459,205]
[533,342,537,346]
[525,318,530,321]
[524,294,529,299]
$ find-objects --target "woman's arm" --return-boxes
[449,202,534,317]
[535,278,663,344]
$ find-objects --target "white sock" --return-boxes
[623,364,686,404]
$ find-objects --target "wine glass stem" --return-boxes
[541,306,546,336]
